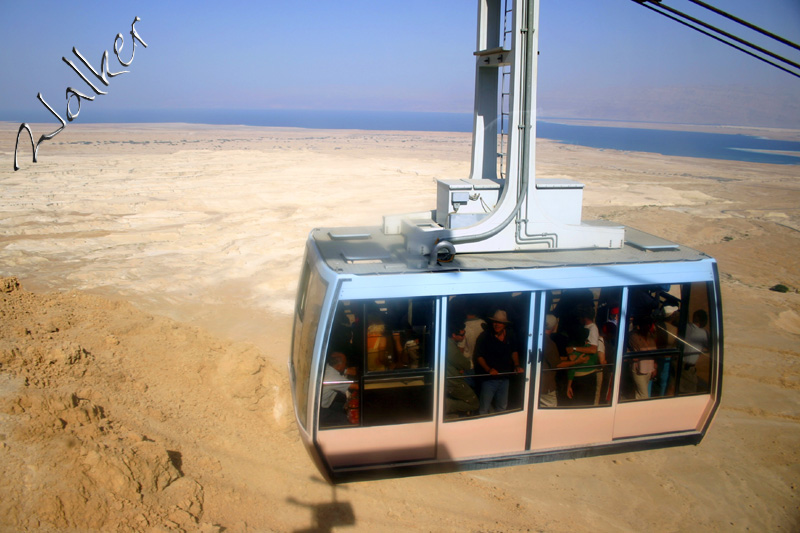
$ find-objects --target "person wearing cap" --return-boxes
[474,309,524,414]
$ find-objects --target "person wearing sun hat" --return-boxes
[474,309,524,414]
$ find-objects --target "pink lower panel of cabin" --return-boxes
[437,410,528,460]
[613,395,714,439]
[531,407,616,450]
[318,422,435,468]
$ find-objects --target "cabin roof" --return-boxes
[310,225,713,276]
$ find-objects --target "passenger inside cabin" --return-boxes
[539,314,568,408]
[366,307,392,371]
[680,309,710,394]
[320,350,358,428]
[391,328,418,368]
[569,305,606,405]
[561,311,595,406]
[330,307,355,367]
[594,334,606,404]
[445,321,479,417]
[628,286,661,322]
[653,305,680,397]
[474,309,524,414]
[599,305,620,403]
[463,304,487,371]
[629,316,658,399]
[573,304,600,358]
[386,299,413,369]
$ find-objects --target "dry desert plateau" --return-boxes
[1,122,799,531]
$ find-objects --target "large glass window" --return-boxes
[290,263,327,430]
[445,292,530,420]
[320,297,436,429]
[619,282,714,402]
[538,287,622,409]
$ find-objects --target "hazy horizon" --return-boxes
[2,1,798,129]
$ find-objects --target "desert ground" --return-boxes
[0,121,798,532]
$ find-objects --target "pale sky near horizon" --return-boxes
[1,0,798,127]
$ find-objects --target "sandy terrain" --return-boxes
[1,122,799,531]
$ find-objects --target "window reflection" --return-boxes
[320,297,435,429]
[619,282,714,402]
[291,263,327,430]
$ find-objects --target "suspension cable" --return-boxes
[632,0,800,79]
[687,0,800,53]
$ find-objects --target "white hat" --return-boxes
[489,309,511,324]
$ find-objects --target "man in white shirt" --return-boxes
[320,351,357,427]
[463,311,486,369]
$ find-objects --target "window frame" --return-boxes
[619,281,716,403]
[320,296,438,429]
[290,261,328,431]
[443,291,532,422]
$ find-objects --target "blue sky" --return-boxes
[1,0,798,127]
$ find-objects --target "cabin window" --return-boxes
[538,287,621,409]
[619,282,714,401]
[445,292,530,420]
[320,297,436,429]
[291,263,327,430]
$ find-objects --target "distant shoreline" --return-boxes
[2,110,799,142]
[3,119,799,165]
[538,117,800,142]
[4,118,799,139]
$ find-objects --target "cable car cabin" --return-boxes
[289,226,722,482]
[288,0,723,482]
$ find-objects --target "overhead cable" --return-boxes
[631,0,800,80]
[686,0,800,53]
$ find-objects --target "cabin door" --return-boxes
[436,292,532,461]
[530,287,620,450]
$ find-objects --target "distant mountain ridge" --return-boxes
[538,85,800,129]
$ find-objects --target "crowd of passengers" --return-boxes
[536,289,618,410]
[624,286,711,400]
[447,292,619,416]
[320,288,711,426]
